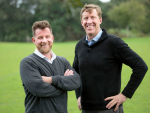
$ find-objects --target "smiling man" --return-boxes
[73,4,148,113]
[20,20,80,113]
[81,7,102,41]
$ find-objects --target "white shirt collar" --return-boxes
[34,49,56,64]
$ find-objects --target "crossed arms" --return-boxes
[20,57,80,98]
[42,69,74,84]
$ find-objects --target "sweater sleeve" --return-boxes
[114,38,148,98]
[51,57,80,91]
[20,58,63,98]
[73,49,81,99]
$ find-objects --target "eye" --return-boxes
[91,17,95,19]
[46,35,51,39]
[83,17,88,20]
[38,36,43,39]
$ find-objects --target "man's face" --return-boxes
[81,9,102,38]
[32,27,54,55]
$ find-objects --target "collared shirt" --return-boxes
[34,49,56,64]
[86,29,103,46]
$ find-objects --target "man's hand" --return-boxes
[105,93,127,111]
[42,76,52,84]
[77,97,82,110]
[64,69,74,76]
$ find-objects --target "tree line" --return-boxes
[0,0,149,42]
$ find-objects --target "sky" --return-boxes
[99,0,111,3]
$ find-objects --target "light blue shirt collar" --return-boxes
[86,29,103,46]
[34,49,56,64]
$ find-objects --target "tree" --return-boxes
[0,0,35,42]
[0,0,149,42]
[0,0,85,42]
[107,1,146,37]
[136,0,150,34]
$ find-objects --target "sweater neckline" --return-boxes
[82,29,108,46]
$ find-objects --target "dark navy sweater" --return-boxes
[73,29,148,110]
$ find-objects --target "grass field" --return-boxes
[0,37,150,113]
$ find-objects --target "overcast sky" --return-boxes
[99,0,111,3]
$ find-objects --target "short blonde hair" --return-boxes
[80,4,102,20]
[32,20,52,36]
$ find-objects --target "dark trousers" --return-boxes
[82,106,124,113]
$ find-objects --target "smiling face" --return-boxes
[32,27,54,55]
[81,9,102,40]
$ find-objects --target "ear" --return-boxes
[52,35,54,41]
[99,17,102,24]
[81,20,84,27]
[32,37,35,44]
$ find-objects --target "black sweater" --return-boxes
[73,29,148,110]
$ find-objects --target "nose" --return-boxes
[87,18,92,23]
[42,37,47,43]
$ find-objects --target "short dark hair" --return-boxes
[32,20,52,36]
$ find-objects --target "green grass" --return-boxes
[0,37,150,113]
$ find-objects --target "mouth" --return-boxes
[41,43,49,47]
[86,24,94,29]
